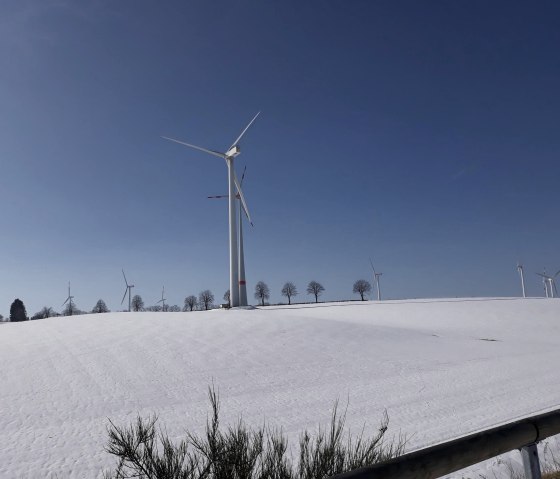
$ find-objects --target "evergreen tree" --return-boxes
[10,299,28,322]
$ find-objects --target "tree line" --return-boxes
[2,279,377,321]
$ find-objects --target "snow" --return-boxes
[1,297,559,478]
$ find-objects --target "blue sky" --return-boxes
[1,1,559,315]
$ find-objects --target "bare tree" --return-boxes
[146,305,163,312]
[62,301,81,316]
[92,299,110,314]
[223,289,231,308]
[353,279,372,301]
[254,281,270,306]
[281,282,298,305]
[168,305,181,312]
[37,306,57,319]
[199,290,214,311]
[183,295,198,311]
[131,295,144,312]
[307,281,325,303]
[31,306,56,320]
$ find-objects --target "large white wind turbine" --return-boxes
[121,269,134,312]
[157,286,167,311]
[517,263,526,298]
[208,166,253,306]
[62,282,75,315]
[369,258,383,301]
[162,113,259,307]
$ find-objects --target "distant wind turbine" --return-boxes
[208,165,253,306]
[62,282,75,315]
[162,113,259,307]
[369,258,383,301]
[517,263,526,298]
[536,270,559,298]
[157,286,167,311]
[121,269,134,312]
[538,269,550,298]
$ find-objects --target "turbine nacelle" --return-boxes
[225,145,241,158]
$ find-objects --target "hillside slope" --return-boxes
[1,298,559,478]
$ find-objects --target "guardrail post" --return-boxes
[520,443,541,479]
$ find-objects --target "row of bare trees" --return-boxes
[248,280,325,306]
[4,279,376,321]
[251,279,375,306]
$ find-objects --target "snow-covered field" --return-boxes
[1,298,560,478]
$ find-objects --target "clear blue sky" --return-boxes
[1,1,559,315]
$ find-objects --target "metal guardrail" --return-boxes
[331,408,560,479]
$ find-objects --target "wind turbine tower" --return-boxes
[369,258,383,301]
[549,277,556,298]
[517,263,526,298]
[208,166,253,306]
[157,286,167,311]
[162,113,258,307]
[537,270,551,298]
[62,282,75,316]
[537,270,559,299]
[121,269,135,312]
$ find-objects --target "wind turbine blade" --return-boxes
[536,273,547,278]
[369,257,376,274]
[161,136,226,159]
[157,299,163,304]
[208,195,229,199]
[240,200,252,225]
[121,288,128,305]
[229,112,260,150]
[122,269,129,286]
[555,270,560,278]
[62,297,69,306]
[240,165,247,186]
[234,171,252,225]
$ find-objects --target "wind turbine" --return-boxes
[208,165,253,306]
[157,286,167,311]
[162,113,258,308]
[517,263,526,298]
[62,282,74,316]
[369,258,383,301]
[549,277,557,298]
[542,270,550,298]
[121,269,134,312]
[536,270,559,298]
